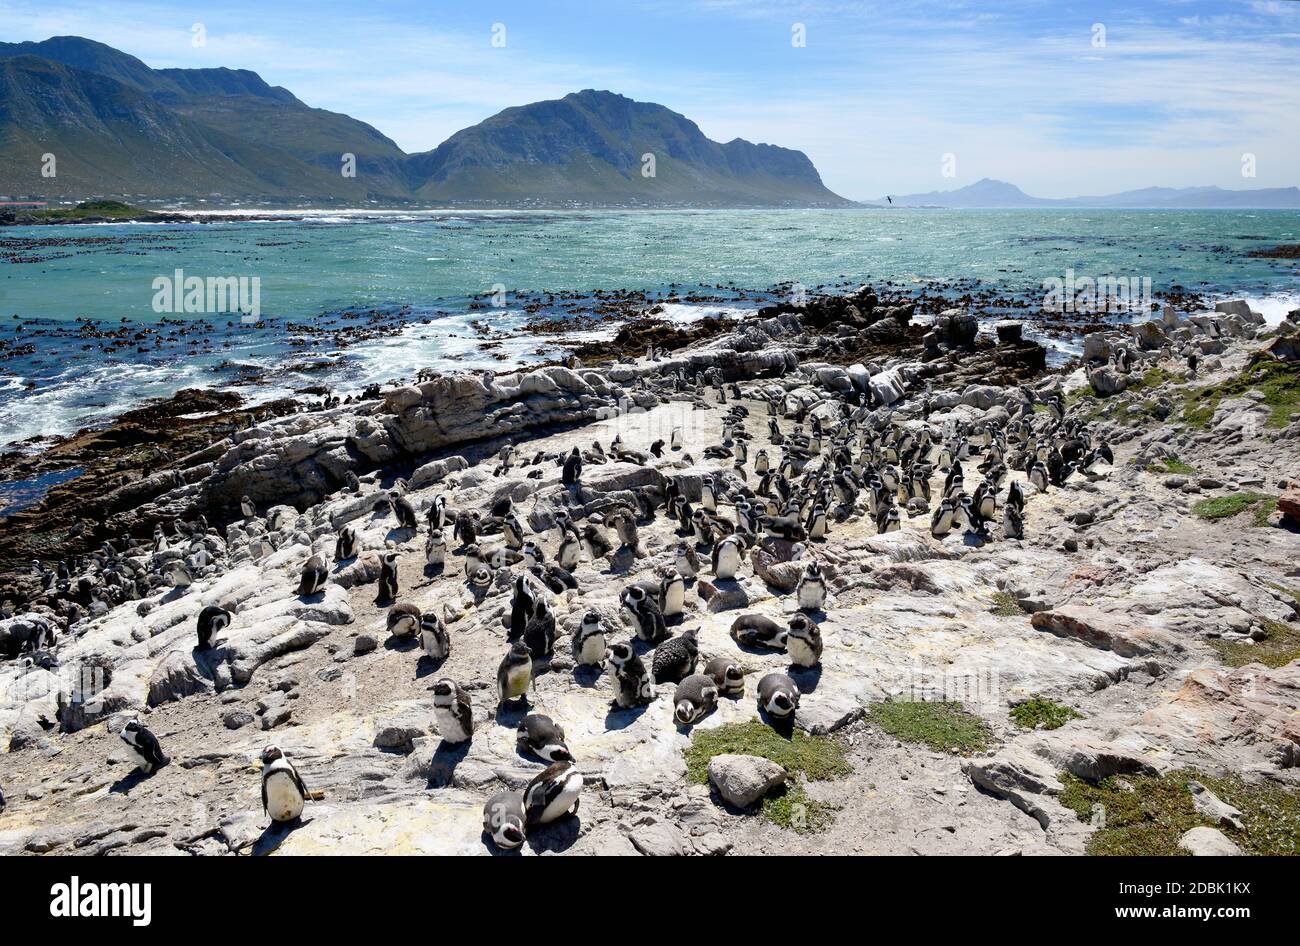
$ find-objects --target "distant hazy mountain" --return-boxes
[0,37,845,206]
[866,177,1300,209]
[404,90,848,206]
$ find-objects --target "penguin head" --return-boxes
[770,692,794,716]
[260,745,284,766]
[431,679,456,702]
[508,640,532,662]
[675,700,699,725]
[605,641,634,669]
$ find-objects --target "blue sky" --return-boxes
[3,0,1298,197]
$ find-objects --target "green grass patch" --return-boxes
[685,721,851,832]
[1153,456,1196,475]
[1192,491,1274,521]
[1010,697,1084,731]
[19,199,166,224]
[1207,616,1300,669]
[1059,769,1300,856]
[867,700,993,754]
[1180,359,1300,429]
[990,590,1026,617]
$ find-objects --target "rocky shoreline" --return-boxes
[0,288,1298,856]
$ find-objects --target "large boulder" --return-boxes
[707,754,786,808]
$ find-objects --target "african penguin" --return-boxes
[260,746,309,823]
[297,553,328,596]
[651,628,699,684]
[497,641,533,706]
[786,614,823,667]
[432,679,474,743]
[795,561,828,611]
[516,714,572,763]
[386,602,421,639]
[673,674,719,725]
[523,761,583,825]
[757,672,800,720]
[730,613,787,650]
[482,790,527,850]
[572,611,607,666]
[704,656,745,696]
[604,641,654,708]
[335,525,360,561]
[196,605,231,651]
[119,719,167,774]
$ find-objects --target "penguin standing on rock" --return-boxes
[621,584,668,643]
[260,746,309,823]
[421,607,451,660]
[297,553,328,596]
[786,614,823,667]
[196,605,231,650]
[241,496,256,520]
[335,525,360,561]
[120,719,167,774]
[393,493,418,530]
[425,530,447,567]
[795,561,828,611]
[562,447,582,486]
[604,641,654,708]
[660,568,686,618]
[432,679,474,743]
[497,641,533,707]
[712,533,747,580]
[675,543,701,578]
[572,611,607,666]
[376,550,399,603]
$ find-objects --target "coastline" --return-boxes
[0,285,1298,855]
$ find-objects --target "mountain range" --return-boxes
[863,177,1300,209]
[0,36,846,207]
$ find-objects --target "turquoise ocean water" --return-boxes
[1,208,1297,447]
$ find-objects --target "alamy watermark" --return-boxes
[1042,269,1152,315]
[152,269,261,322]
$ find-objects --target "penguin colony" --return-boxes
[8,355,1112,852]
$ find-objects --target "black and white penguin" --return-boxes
[386,602,421,639]
[675,543,701,578]
[377,550,399,602]
[795,561,828,611]
[1003,502,1024,539]
[786,613,823,667]
[651,628,699,684]
[931,499,955,538]
[670,426,683,451]
[581,522,613,561]
[516,714,572,762]
[660,568,686,618]
[467,565,494,592]
[521,540,545,569]
[730,613,787,650]
[119,718,167,774]
[523,599,557,659]
[503,514,525,551]
[483,790,526,850]
[561,447,582,486]
[572,611,607,666]
[1029,461,1050,493]
[704,656,745,696]
[240,495,256,520]
[420,607,451,660]
[166,560,193,589]
[757,672,800,719]
[510,573,543,641]
[393,493,418,530]
[428,494,448,530]
[620,584,668,643]
[454,510,480,547]
[297,553,328,596]
[712,533,746,580]
[432,679,474,743]
[196,605,231,650]
[335,525,360,561]
[556,527,582,571]
[497,640,533,706]
[523,761,583,825]
[604,641,654,708]
[608,510,640,552]
[425,529,447,566]
[260,745,309,823]
[673,674,719,725]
